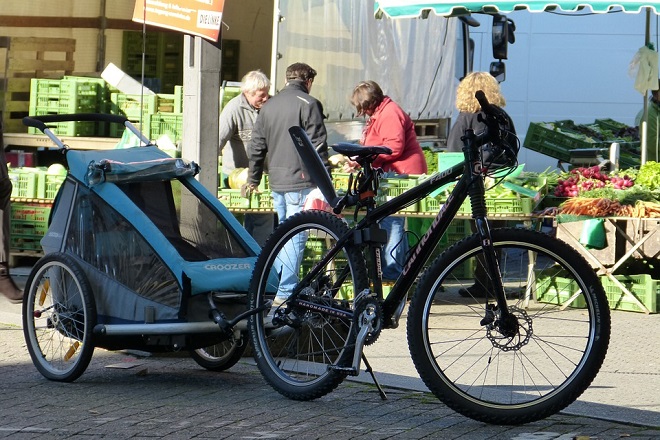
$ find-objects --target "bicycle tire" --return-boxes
[248,210,368,400]
[22,253,97,382]
[407,228,610,425]
[190,333,247,372]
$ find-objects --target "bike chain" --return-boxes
[353,295,383,345]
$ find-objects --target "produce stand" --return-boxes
[556,216,658,314]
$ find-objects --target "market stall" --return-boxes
[539,161,660,314]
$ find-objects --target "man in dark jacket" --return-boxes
[247,62,328,307]
[248,62,328,204]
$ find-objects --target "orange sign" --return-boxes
[132,0,225,42]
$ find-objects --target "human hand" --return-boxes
[241,183,258,198]
[343,159,360,173]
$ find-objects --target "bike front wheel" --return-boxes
[248,210,368,400]
[408,228,610,425]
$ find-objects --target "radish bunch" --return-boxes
[553,166,633,197]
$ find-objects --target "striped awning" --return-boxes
[374,1,660,18]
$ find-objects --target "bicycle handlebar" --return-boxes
[23,113,129,133]
[472,90,519,168]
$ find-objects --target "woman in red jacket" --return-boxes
[352,80,427,175]
[351,80,427,280]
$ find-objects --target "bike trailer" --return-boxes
[41,145,261,328]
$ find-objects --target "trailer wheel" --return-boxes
[23,253,96,382]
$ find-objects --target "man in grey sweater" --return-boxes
[218,70,274,246]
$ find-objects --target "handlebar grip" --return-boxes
[475,91,493,115]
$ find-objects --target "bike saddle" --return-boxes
[332,142,392,158]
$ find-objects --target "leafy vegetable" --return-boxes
[635,161,660,190]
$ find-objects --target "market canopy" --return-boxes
[375,0,660,164]
[374,1,660,18]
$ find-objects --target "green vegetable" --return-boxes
[580,185,660,205]
[635,161,660,190]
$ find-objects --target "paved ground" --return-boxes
[1,267,659,439]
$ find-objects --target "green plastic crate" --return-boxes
[45,175,66,200]
[486,197,535,214]
[10,235,43,252]
[31,78,100,98]
[9,169,39,198]
[217,189,250,209]
[594,118,629,132]
[110,93,159,119]
[220,86,241,109]
[10,219,48,237]
[601,274,658,313]
[523,122,579,162]
[149,113,183,141]
[250,191,273,210]
[535,268,587,309]
[429,196,534,215]
[376,185,418,212]
[174,85,183,113]
[11,203,51,222]
[419,196,442,213]
[332,173,351,193]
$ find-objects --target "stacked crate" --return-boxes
[8,166,65,200]
[122,31,183,94]
[10,202,52,254]
[1,37,75,133]
[27,77,106,136]
[108,91,182,141]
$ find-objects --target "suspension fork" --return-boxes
[473,213,509,316]
[463,137,511,319]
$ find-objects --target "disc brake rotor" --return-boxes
[486,305,533,351]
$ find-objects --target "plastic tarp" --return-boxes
[86,157,199,187]
[275,0,456,121]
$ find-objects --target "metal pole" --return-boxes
[641,7,652,165]
[270,0,281,94]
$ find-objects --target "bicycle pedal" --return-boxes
[328,365,359,376]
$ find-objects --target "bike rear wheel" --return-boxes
[408,228,610,425]
[248,210,368,400]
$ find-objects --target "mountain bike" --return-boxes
[247,92,611,425]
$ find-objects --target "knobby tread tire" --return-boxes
[407,228,610,425]
[248,210,368,400]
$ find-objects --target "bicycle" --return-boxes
[247,92,611,425]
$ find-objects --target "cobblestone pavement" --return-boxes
[1,320,659,440]
[2,265,659,440]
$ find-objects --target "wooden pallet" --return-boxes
[1,37,75,132]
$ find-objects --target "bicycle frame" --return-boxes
[295,127,508,329]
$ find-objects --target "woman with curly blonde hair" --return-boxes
[446,71,515,298]
[454,71,506,113]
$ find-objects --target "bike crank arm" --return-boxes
[328,303,376,376]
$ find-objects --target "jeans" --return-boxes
[380,216,408,281]
[272,188,313,299]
